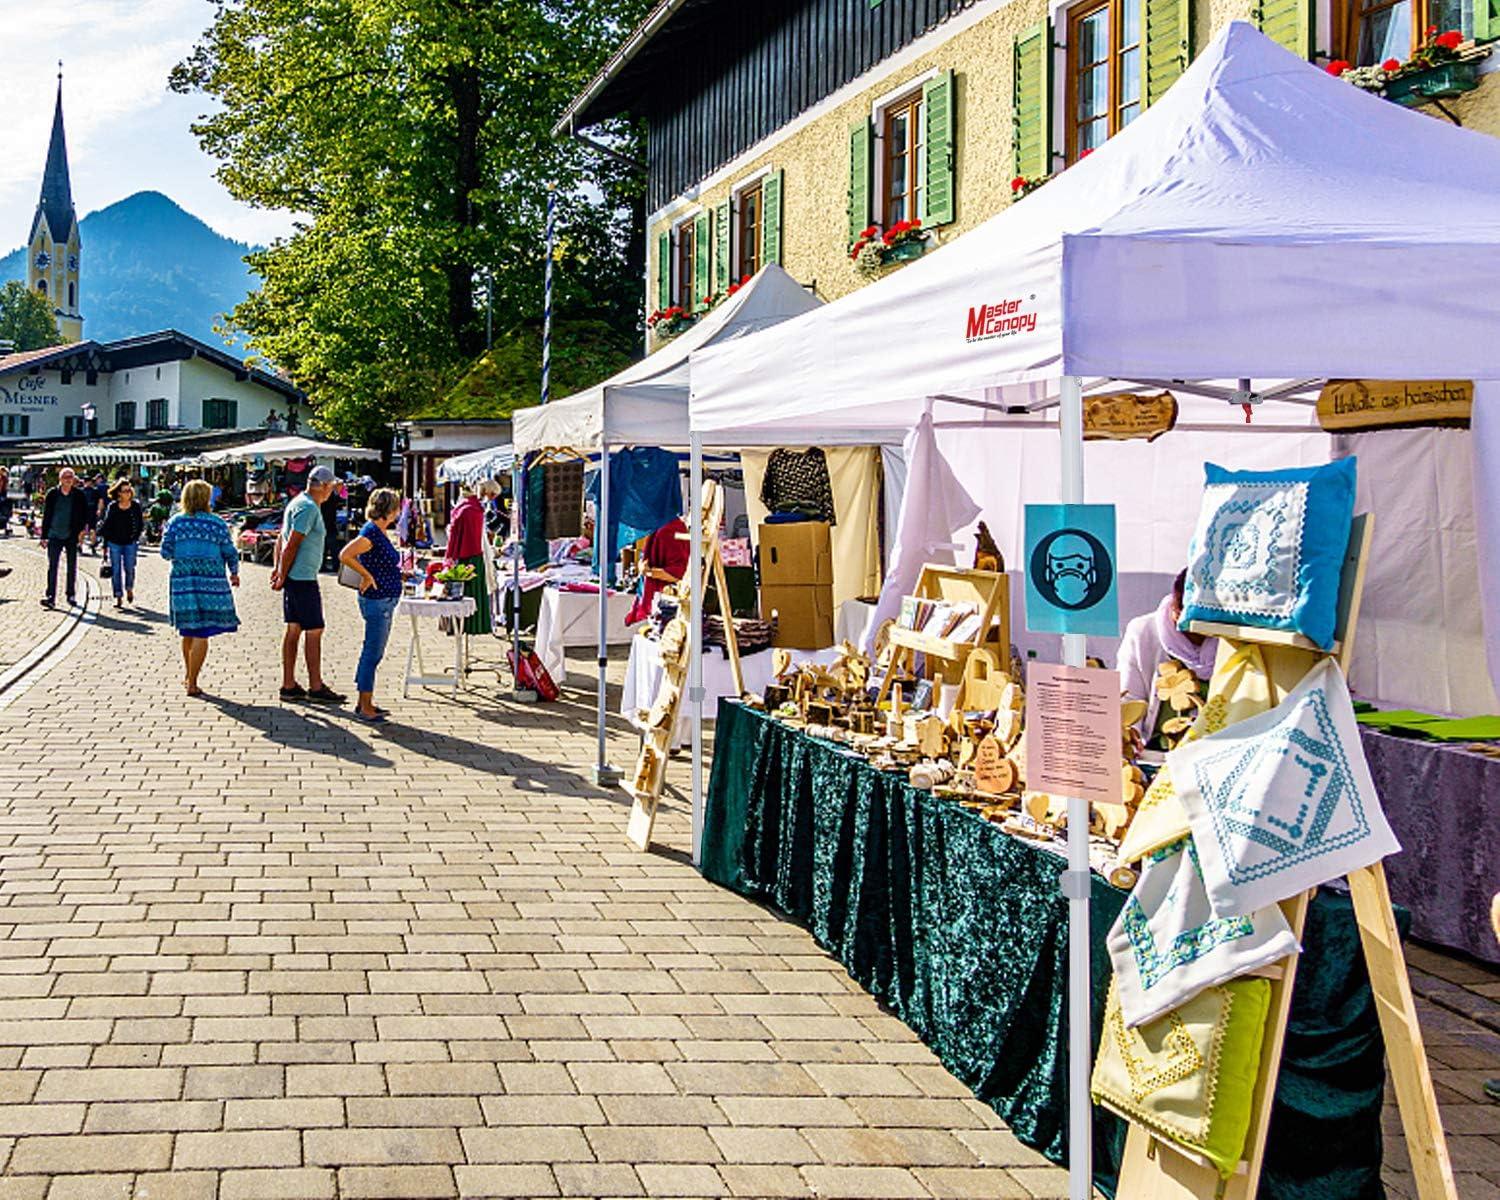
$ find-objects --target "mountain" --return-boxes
[0,191,260,347]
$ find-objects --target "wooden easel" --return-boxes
[625,480,743,852]
[877,564,1010,703]
[1110,514,1458,1200]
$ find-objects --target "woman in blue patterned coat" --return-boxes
[160,479,240,697]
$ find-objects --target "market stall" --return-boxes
[685,22,1500,1199]
[437,444,514,488]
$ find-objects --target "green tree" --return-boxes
[171,0,651,445]
[0,281,62,351]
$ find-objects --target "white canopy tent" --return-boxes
[437,444,515,486]
[197,436,381,466]
[686,23,1500,1197]
[509,265,824,784]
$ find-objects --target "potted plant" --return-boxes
[434,562,476,599]
[646,305,696,341]
[1332,28,1483,106]
[850,219,929,276]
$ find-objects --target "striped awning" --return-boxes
[437,444,515,486]
[21,445,164,467]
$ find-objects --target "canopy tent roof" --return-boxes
[197,436,381,466]
[689,22,1500,444]
[437,444,516,486]
[513,264,822,454]
[21,445,162,467]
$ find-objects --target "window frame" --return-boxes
[1064,0,1144,165]
[879,87,925,229]
[672,214,698,311]
[146,398,169,431]
[731,173,769,282]
[1333,0,1446,64]
[202,398,238,430]
[869,69,939,232]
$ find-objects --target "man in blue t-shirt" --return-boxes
[271,466,346,704]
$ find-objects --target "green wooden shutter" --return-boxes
[922,70,956,226]
[715,201,731,291]
[762,169,784,266]
[1012,20,1051,183]
[693,211,711,311]
[656,231,670,311]
[1476,0,1499,40]
[848,122,873,244]
[1252,0,1311,59]
[1144,0,1191,105]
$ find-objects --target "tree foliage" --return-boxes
[171,0,651,445]
[0,281,62,351]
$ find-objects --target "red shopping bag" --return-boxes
[509,648,559,701]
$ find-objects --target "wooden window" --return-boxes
[673,221,697,310]
[737,182,763,280]
[114,402,136,433]
[1335,0,1484,64]
[0,415,29,436]
[882,90,925,227]
[1067,0,1143,163]
[147,399,168,430]
[202,398,238,429]
[63,415,86,438]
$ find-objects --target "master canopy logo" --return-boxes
[965,295,1038,343]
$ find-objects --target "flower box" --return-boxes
[1384,58,1480,105]
[884,240,926,264]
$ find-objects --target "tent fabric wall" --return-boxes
[740,447,883,609]
[1476,387,1500,702]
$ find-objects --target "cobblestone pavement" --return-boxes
[0,545,1492,1199]
[0,538,88,672]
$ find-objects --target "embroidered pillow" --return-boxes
[1107,837,1300,1028]
[1181,458,1357,651]
[1091,975,1272,1180]
[1168,658,1400,919]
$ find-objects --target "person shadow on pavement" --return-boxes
[202,696,394,768]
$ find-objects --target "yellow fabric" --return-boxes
[1118,641,1274,864]
[741,447,882,607]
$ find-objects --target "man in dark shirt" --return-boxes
[40,468,89,608]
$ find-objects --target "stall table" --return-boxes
[397,595,476,696]
[535,586,635,684]
[1362,726,1500,964]
[703,700,1397,1199]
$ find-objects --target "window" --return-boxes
[1067,0,1143,162]
[882,90,925,227]
[1335,0,1473,63]
[147,399,169,430]
[737,181,763,280]
[673,220,697,309]
[63,415,87,438]
[60,370,72,385]
[36,280,46,296]
[115,402,136,433]
[202,398,238,429]
[0,415,30,436]
[68,283,75,308]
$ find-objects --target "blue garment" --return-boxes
[356,521,403,599]
[586,447,683,585]
[355,594,399,693]
[160,512,240,636]
[106,541,138,599]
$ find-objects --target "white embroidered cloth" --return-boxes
[1107,838,1300,1028]
[1167,658,1400,918]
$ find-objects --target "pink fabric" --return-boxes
[1117,594,1217,734]
[445,497,485,562]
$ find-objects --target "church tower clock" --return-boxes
[27,71,82,343]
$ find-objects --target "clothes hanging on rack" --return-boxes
[760,447,836,525]
[543,460,585,539]
[523,461,550,570]
[587,447,683,585]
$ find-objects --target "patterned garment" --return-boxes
[760,448,836,525]
[1106,837,1299,1028]
[1168,657,1400,919]
[160,512,240,636]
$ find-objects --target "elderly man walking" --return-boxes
[40,467,89,609]
[271,466,346,704]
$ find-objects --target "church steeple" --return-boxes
[28,67,82,343]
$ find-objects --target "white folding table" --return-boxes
[397,595,477,696]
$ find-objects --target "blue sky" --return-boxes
[0,0,299,251]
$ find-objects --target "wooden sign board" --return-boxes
[973,735,1016,795]
[1083,391,1178,443]
[1317,379,1472,432]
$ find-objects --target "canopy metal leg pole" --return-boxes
[689,434,705,867]
[1058,373,1092,1200]
[594,444,619,785]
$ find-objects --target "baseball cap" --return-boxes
[308,466,336,485]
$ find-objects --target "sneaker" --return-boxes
[279,684,307,701]
[66,596,77,607]
[40,598,54,609]
[1486,1079,1500,1104]
[127,590,134,602]
[305,686,347,704]
[352,708,387,724]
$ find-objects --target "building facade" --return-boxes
[560,0,1500,351]
[28,76,83,343]
[0,332,303,450]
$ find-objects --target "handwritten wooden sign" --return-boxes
[974,735,1017,795]
[1317,379,1472,431]
[1083,391,1178,443]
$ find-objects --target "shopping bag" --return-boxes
[509,648,559,701]
[98,560,113,580]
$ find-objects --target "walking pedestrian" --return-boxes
[339,488,404,723]
[0,466,13,537]
[98,477,145,609]
[39,467,89,609]
[159,479,240,697]
[271,464,346,704]
[320,478,344,572]
[82,473,106,556]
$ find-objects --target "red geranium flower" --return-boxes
[1325,59,1351,75]
[1427,24,1438,35]
[1435,28,1463,48]
[1381,57,1401,70]
[1010,176,1027,193]
[1078,148,1094,159]
[741,274,752,284]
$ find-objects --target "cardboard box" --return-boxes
[761,582,835,650]
[759,521,833,586]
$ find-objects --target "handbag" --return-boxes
[509,647,559,701]
[337,561,364,591]
[98,560,112,580]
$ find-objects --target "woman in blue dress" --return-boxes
[160,479,240,697]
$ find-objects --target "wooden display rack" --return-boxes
[1109,514,1458,1200]
[878,564,1010,703]
[625,480,743,853]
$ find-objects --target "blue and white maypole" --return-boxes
[542,184,556,406]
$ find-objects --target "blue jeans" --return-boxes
[106,542,138,598]
[355,594,399,694]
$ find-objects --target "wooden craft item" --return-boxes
[806,700,838,726]
[973,521,1005,574]
[973,735,1017,795]
[916,715,948,758]
[772,647,793,678]
[961,648,1007,711]
[1082,390,1178,442]
[763,683,790,708]
[1317,379,1472,432]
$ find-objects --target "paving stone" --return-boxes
[10,1132,172,1174]
[799,1165,930,1198]
[305,1126,464,1165]
[452,1164,558,1198]
[461,1124,593,1163]
[339,1166,460,1198]
[224,1097,346,1129]
[219,1168,337,1200]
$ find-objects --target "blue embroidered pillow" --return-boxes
[1181,458,1357,651]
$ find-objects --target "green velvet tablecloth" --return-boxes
[702,700,1392,1200]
